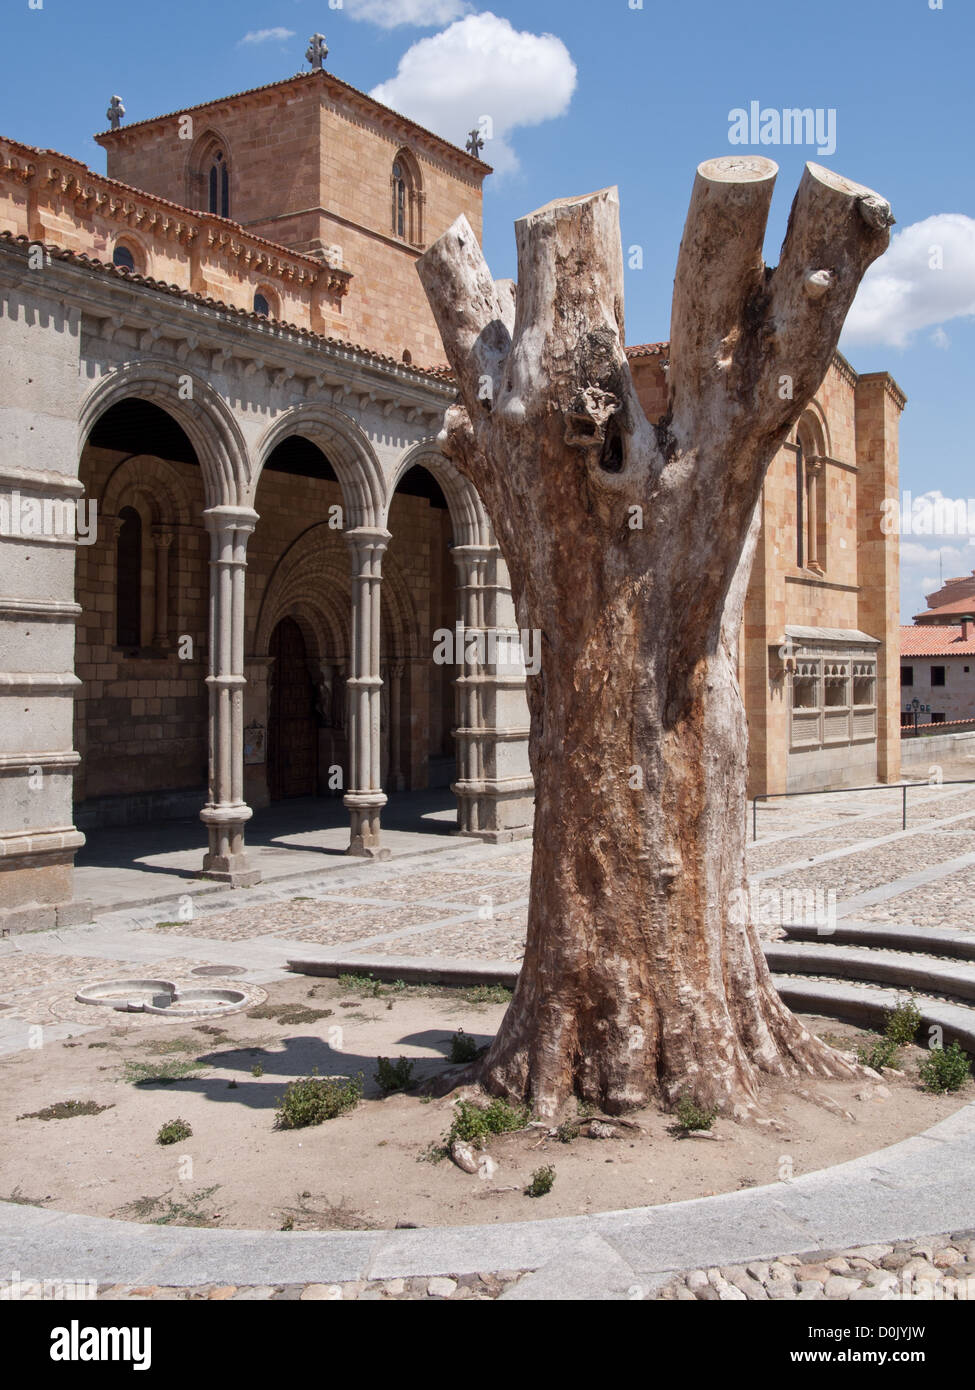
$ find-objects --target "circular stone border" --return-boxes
[4,972,972,1295]
[51,978,266,1024]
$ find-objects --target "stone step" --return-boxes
[766,941,975,1006]
[784,919,975,962]
[770,974,975,1052]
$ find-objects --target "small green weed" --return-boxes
[526,1165,555,1198]
[449,1031,480,1064]
[444,1098,529,1150]
[919,1042,971,1093]
[674,1095,717,1132]
[884,998,922,1048]
[123,1059,205,1085]
[374,1056,414,1094]
[247,1003,333,1025]
[857,1035,901,1071]
[275,1070,362,1129]
[156,1118,192,1146]
[17,1099,113,1122]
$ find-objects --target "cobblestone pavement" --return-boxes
[9,1232,974,1301]
[3,1272,531,1302]
[5,783,973,1005]
[655,1232,975,1301]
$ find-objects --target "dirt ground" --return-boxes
[0,972,967,1232]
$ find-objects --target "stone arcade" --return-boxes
[0,45,903,932]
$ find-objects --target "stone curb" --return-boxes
[767,942,975,1006]
[785,919,975,962]
[2,1099,974,1298]
[3,962,973,1300]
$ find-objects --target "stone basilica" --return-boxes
[0,44,904,931]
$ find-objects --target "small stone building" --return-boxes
[901,577,975,726]
[0,52,903,930]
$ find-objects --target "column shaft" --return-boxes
[200,505,261,886]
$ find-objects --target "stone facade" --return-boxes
[630,351,904,797]
[0,59,901,929]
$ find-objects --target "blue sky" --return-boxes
[3,0,972,620]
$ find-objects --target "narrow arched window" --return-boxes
[393,161,406,238]
[209,150,229,218]
[112,244,135,271]
[116,506,142,648]
[795,437,805,568]
[254,292,270,317]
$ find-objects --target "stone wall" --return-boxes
[631,350,902,798]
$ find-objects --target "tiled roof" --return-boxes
[0,231,454,385]
[92,69,492,173]
[913,596,975,621]
[0,136,341,281]
[900,624,975,657]
[625,342,669,358]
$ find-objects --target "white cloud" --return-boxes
[843,213,975,349]
[900,537,973,622]
[369,13,577,176]
[239,27,295,45]
[344,0,471,26]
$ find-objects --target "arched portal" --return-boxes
[248,435,351,809]
[266,617,319,800]
[386,464,457,795]
[74,398,208,828]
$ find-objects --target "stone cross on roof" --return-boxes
[465,128,485,159]
[306,33,329,71]
[106,96,125,131]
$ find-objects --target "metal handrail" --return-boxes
[751,778,975,841]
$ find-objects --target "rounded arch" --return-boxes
[391,147,424,246]
[386,442,492,548]
[79,364,251,507]
[253,283,278,319]
[254,523,351,661]
[185,127,234,217]
[111,235,147,275]
[794,398,831,460]
[255,404,386,530]
[100,453,197,527]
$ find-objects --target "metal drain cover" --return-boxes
[191,965,248,978]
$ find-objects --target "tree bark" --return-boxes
[417,158,894,1119]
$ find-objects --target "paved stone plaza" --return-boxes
[6,781,975,1020]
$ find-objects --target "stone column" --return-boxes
[200,505,261,885]
[243,655,274,810]
[151,525,174,647]
[343,527,390,857]
[389,660,407,792]
[451,543,533,840]
[805,458,823,573]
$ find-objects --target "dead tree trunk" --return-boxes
[417,158,893,1119]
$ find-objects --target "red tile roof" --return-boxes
[626,342,669,358]
[900,624,975,656]
[913,596,975,621]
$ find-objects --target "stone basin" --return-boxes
[75,979,247,1016]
